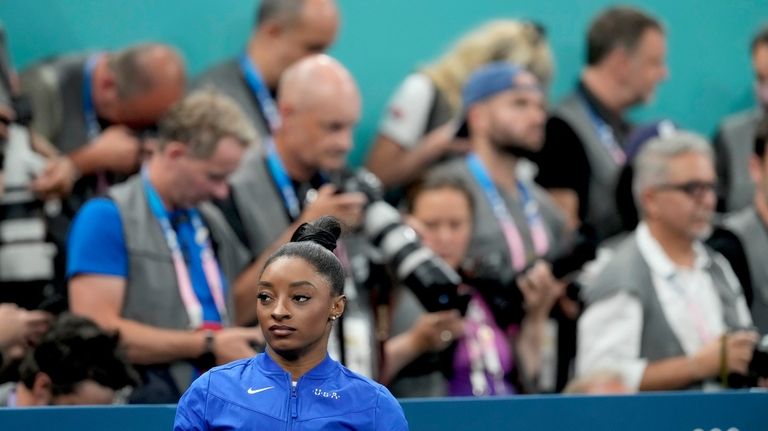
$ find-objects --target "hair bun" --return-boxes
[290,216,341,252]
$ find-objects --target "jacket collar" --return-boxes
[257,351,338,380]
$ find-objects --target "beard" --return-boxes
[488,130,542,160]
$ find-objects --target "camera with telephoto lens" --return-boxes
[463,224,598,329]
[0,24,61,309]
[331,168,470,314]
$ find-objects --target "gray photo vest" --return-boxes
[109,175,248,392]
[585,233,747,387]
[724,207,768,334]
[553,92,623,239]
[718,109,762,212]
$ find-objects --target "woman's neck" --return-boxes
[267,345,327,381]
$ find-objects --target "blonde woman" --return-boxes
[366,19,553,191]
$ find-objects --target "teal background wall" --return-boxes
[0,0,765,165]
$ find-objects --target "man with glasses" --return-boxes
[577,132,757,391]
[714,25,768,212]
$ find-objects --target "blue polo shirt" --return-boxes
[67,197,224,324]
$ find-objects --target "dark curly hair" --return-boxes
[19,314,139,396]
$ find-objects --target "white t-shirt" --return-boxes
[378,73,436,150]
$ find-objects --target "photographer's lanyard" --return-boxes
[266,143,303,220]
[82,53,110,192]
[141,169,229,329]
[82,54,102,139]
[580,93,626,166]
[239,54,281,132]
[466,153,549,271]
[465,295,508,396]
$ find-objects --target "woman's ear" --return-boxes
[330,295,347,321]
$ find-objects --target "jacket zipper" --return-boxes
[286,379,298,430]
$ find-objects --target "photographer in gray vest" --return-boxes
[534,6,667,240]
[713,25,768,212]
[577,132,757,391]
[67,89,262,403]
[194,0,339,140]
[709,117,768,336]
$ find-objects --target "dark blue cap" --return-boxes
[455,62,540,137]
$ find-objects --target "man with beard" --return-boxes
[577,132,758,391]
[426,62,571,391]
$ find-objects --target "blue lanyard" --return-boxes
[265,142,302,220]
[466,153,549,268]
[239,54,281,132]
[141,169,229,327]
[580,91,626,165]
[82,54,102,139]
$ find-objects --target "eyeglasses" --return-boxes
[655,181,717,200]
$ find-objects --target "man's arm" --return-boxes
[70,275,209,364]
[366,127,469,189]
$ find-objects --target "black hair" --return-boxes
[263,216,345,296]
[755,116,768,159]
[19,314,139,396]
[405,173,476,216]
[586,6,663,66]
[752,24,768,54]
[256,0,305,28]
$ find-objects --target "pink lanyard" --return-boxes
[466,153,549,271]
[143,170,228,328]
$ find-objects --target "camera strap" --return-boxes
[465,153,549,271]
[141,169,229,329]
[239,54,281,132]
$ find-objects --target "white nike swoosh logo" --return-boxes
[247,386,274,395]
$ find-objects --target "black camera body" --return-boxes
[463,224,598,328]
[332,169,470,314]
[728,334,768,388]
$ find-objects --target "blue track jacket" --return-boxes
[174,353,409,430]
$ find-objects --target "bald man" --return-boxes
[13,43,185,312]
[194,0,339,139]
[21,43,186,200]
[218,55,387,378]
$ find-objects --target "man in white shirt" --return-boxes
[577,131,758,391]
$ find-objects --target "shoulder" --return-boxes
[718,108,762,133]
[193,59,240,88]
[427,156,470,179]
[584,234,645,303]
[392,73,434,98]
[72,198,121,230]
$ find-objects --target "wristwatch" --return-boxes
[194,330,216,370]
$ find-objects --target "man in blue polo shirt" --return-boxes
[67,89,263,403]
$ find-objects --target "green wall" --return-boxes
[1,0,764,165]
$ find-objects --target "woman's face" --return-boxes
[411,187,473,270]
[257,256,345,361]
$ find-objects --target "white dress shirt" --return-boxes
[577,223,752,391]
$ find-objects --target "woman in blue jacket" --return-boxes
[174,217,409,430]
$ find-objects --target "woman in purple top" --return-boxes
[384,174,563,397]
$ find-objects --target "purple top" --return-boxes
[448,292,516,396]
